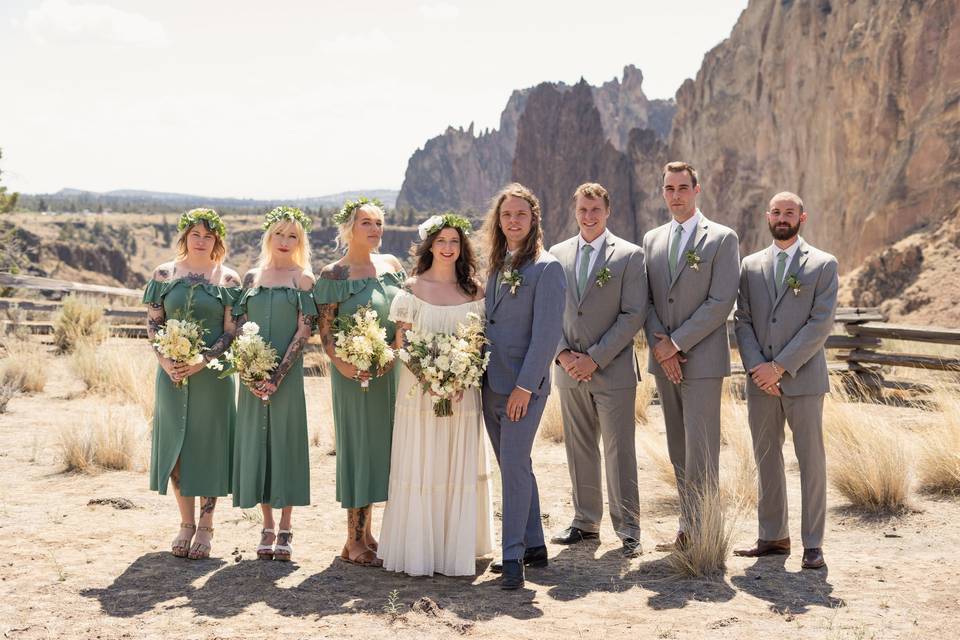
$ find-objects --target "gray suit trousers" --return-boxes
[747,392,826,548]
[560,385,640,540]
[482,385,547,561]
[654,375,723,530]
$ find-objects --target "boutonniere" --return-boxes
[685,250,702,272]
[595,267,613,288]
[502,269,523,295]
[785,274,801,296]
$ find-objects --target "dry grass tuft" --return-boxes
[0,380,17,413]
[641,437,678,489]
[823,384,911,513]
[53,295,109,354]
[70,342,156,419]
[665,485,737,578]
[720,420,758,509]
[634,374,656,425]
[539,390,565,443]
[916,385,960,495]
[0,341,48,393]
[57,408,144,473]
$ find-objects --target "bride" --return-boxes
[377,214,494,576]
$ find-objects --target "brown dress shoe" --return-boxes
[801,547,825,569]
[733,538,791,557]
[654,531,688,552]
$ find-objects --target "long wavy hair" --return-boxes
[411,225,479,298]
[481,182,544,278]
[253,219,313,281]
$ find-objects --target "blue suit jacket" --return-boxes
[484,250,566,396]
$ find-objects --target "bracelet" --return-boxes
[771,361,782,378]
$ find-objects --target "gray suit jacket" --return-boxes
[484,250,566,396]
[734,239,839,397]
[643,213,740,379]
[548,232,648,390]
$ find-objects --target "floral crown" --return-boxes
[333,197,385,226]
[418,212,472,240]
[178,208,226,237]
[263,205,313,232]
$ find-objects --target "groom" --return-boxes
[482,183,566,590]
[733,191,838,570]
[548,183,648,557]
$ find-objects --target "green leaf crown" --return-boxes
[262,205,313,232]
[177,208,226,237]
[333,197,385,226]
[418,212,472,240]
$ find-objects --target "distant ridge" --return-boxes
[37,187,399,210]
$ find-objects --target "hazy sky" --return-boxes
[1,0,747,198]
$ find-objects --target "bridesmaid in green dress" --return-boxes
[143,208,241,560]
[232,206,317,562]
[315,198,405,567]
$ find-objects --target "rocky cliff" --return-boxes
[397,65,675,218]
[668,0,960,266]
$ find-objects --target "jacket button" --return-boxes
[668,298,674,303]
[490,320,496,325]
[666,326,671,331]
[768,345,772,350]
[577,311,583,316]
[772,318,777,323]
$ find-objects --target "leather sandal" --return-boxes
[339,546,382,567]
[257,528,276,560]
[187,526,214,560]
[171,523,196,558]
[274,530,293,562]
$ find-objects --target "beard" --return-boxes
[769,220,800,241]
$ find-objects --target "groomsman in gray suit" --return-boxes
[643,161,740,550]
[482,183,566,590]
[733,191,838,570]
[547,183,648,557]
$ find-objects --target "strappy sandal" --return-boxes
[187,526,214,560]
[172,523,196,558]
[339,545,382,568]
[257,528,276,560]
[274,530,293,562]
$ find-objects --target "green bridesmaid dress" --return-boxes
[231,286,318,508]
[143,278,240,497]
[314,271,405,508]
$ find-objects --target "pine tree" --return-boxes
[0,148,19,214]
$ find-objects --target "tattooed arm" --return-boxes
[147,265,178,381]
[317,263,368,381]
[258,310,312,396]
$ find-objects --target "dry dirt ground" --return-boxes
[1,353,958,640]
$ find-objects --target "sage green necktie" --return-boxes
[668,225,684,278]
[775,251,788,293]
[577,244,594,296]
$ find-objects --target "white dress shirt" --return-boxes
[770,237,802,287]
[575,228,609,277]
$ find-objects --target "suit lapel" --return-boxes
[485,270,498,314]
[772,239,809,312]
[654,224,672,291]
[560,238,580,304]
[579,234,615,306]
[668,216,708,291]
[760,246,778,305]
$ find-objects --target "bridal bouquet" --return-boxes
[333,303,394,390]
[152,318,206,387]
[207,322,278,389]
[398,312,490,417]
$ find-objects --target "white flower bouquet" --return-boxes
[398,312,490,417]
[333,303,395,391]
[207,322,278,390]
[152,318,207,387]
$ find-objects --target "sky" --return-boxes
[0,0,748,199]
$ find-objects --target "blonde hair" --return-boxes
[335,203,384,252]
[175,222,227,264]
[254,219,313,278]
[481,182,544,278]
[572,182,610,209]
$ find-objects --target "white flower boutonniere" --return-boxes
[785,274,801,296]
[596,267,612,288]
[685,250,702,272]
[502,269,523,295]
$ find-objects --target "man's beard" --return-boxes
[769,220,800,241]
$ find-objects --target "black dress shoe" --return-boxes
[550,526,600,545]
[490,545,548,573]
[622,537,642,558]
[500,559,524,590]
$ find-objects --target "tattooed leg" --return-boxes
[170,459,195,553]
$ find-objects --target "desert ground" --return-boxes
[0,337,958,640]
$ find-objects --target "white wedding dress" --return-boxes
[377,291,494,576]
